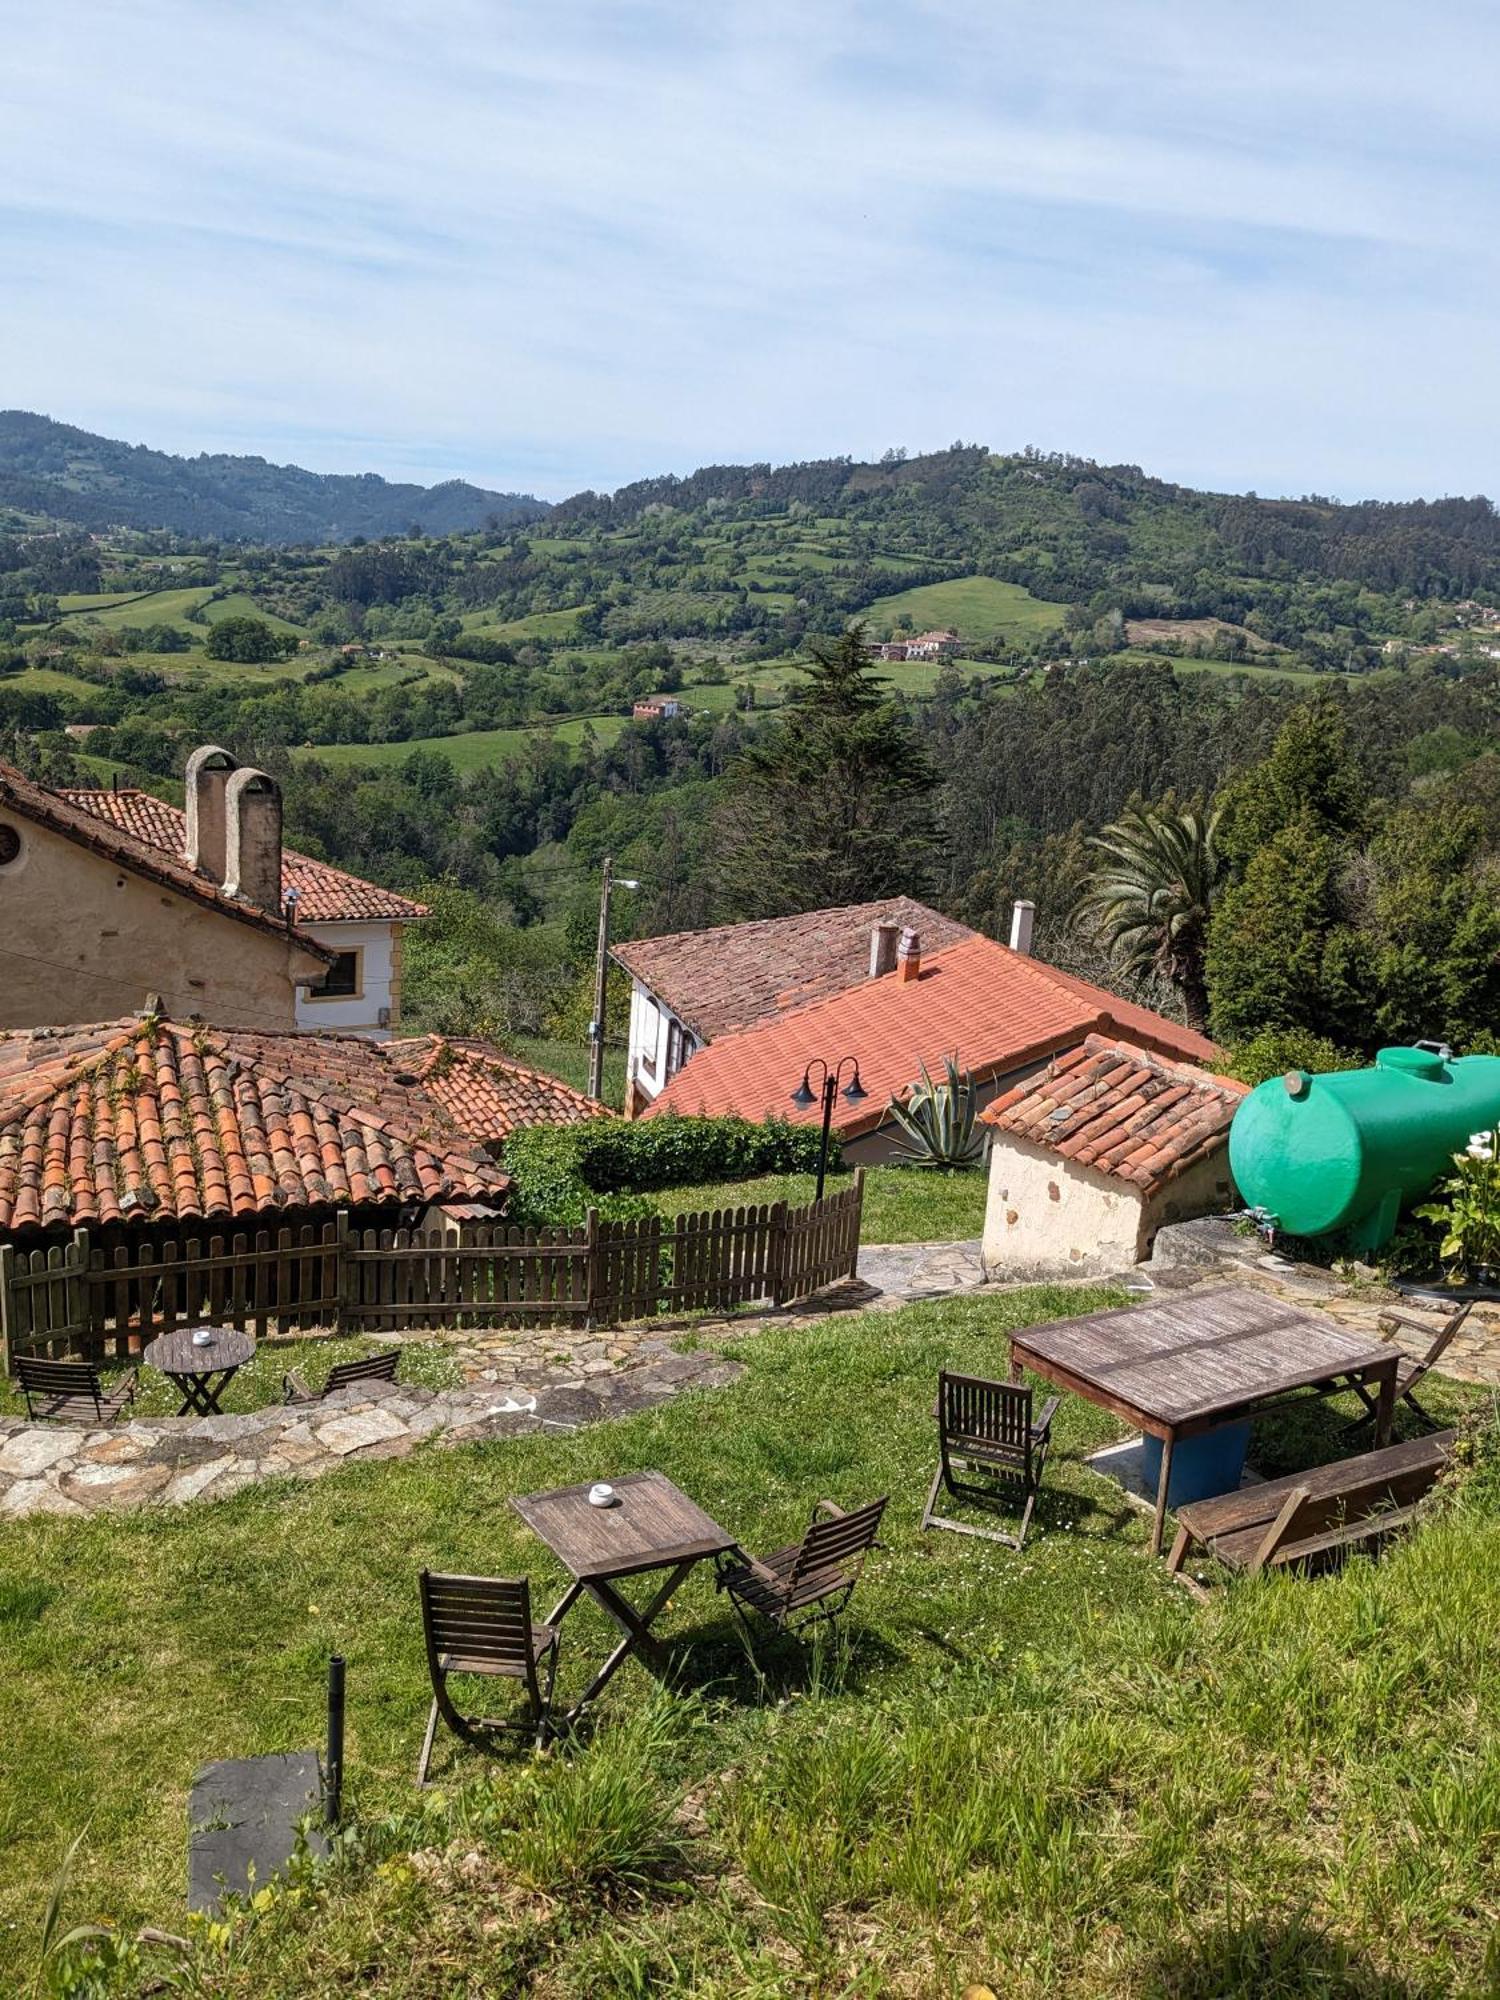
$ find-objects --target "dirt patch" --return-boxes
[1125,617,1274,652]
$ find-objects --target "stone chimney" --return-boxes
[896,927,922,983]
[1009,899,1036,955]
[869,920,900,978]
[184,744,238,885]
[222,767,284,913]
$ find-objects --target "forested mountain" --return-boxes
[0,412,546,543]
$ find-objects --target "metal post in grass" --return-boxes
[324,1655,346,1828]
[790,1057,867,1202]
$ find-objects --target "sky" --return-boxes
[2,1,1497,503]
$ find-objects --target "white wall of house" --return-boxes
[980,1134,1234,1281]
[294,919,403,1037]
[625,978,700,1105]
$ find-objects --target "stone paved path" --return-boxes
[7,1226,1496,1522]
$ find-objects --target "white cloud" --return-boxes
[1,0,1496,498]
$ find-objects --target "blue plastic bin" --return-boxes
[1139,1420,1251,1507]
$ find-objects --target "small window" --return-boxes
[310,950,360,999]
[0,824,20,866]
[665,1020,697,1081]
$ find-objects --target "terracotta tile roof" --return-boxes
[58,788,428,924]
[1016,962,1222,1067]
[644,935,1222,1138]
[612,897,977,1041]
[0,1017,508,1233]
[0,765,336,963]
[383,1036,607,1144]
[981,1034,1246,1195]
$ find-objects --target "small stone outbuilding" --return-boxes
[980,1036,1246,1280]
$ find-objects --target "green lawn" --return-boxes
[654,1165,988,1243]
[509,1033,625,1108]
[2,1290,1494,1995]
[860,575,1067,643]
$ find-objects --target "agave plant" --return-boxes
[887,1056,984,1168]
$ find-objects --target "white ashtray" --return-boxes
[587,1482,617,1508]
[191,1329,214,1347]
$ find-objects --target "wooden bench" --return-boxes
[1166,1430,1456,1580]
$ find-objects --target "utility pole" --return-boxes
[588,855,641,1103]
[587,855,613,1104]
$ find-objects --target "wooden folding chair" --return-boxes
[284,1349,400,1405]
[716,1497,887,1647]
[417,1571,559,1783]
[921,1369,1059,1549]
[15,1354,137,1424]
[1343,1301,1471,1435]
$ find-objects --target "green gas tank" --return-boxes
[1228,1045,1500,1250]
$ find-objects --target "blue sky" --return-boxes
[2,1,1496,502]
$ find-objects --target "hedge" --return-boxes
[502,1114,839,1228]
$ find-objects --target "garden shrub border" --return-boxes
[502,1114,839,1227]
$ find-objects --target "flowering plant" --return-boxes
[1414,1129,1500,1278]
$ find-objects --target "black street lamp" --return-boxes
[791,1055,867,1201]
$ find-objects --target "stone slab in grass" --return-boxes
[189,1752,327,1914]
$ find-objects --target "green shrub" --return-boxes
[1218,1027,1363,1088]
[502,1114,836,1226]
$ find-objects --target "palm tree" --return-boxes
[1076,801,1221,1032]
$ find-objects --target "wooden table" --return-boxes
[1008,1285,1401,1554]
[512,1470,739,1722]
[143,1325,256,1415]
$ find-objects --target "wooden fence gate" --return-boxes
[0,1172,864,1368]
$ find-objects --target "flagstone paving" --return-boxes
[4,1225,1497,1521]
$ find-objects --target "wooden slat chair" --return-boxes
[15,1354,137,1425]
[417,1570,560,1783]
[921,1369,1059,1549]
[1167,1430,1455,1583]
[284,1349,401,1406]
[1343,1302,1472,1434]
[716,1496,887,1646]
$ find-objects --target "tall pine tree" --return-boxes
[712,626,943,918]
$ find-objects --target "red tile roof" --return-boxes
[613,897,976,1041]
[981,1034,1246,1196]
[0,1018,508,1233]
[383,1036,607,1144]
[58,788,428,924]
[643,935,1221,1137]
[0,766,336,963]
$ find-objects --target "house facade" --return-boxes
[0,759,332,1032]
[62,745,428,1037]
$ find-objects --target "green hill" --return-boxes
[0,411,547,544]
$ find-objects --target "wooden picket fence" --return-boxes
[0,1172,864,1368]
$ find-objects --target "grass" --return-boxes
[2,1288,1494,1995]
[0,1334,460,1423]
[653,1164,989,1243]
[859,575,1067,642]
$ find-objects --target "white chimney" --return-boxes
[184,745,238,884]
[896,927,922,983]
[223,767,284,913]
[869,920,900,978]
[1009,899,1036,955]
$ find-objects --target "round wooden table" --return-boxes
[143,1325,256,1416]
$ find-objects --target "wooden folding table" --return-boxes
[512,1469,739,1721]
